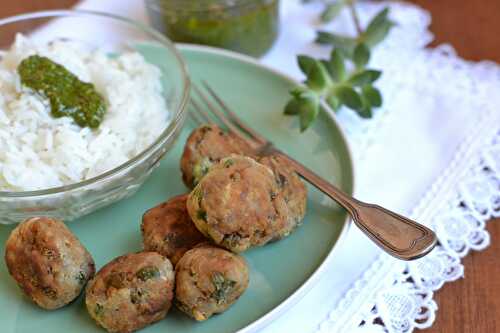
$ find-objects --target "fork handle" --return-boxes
[276,152,437,260]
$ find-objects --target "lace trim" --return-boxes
[312,0,500,330]
[319,122,500,332]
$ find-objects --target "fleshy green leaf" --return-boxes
[326,95,341,112]
[320,2,345,23]
[358,93,374,118]
[348,69,381,86]
[284,99,301,115]
[286,2,389,129]
[320,59,332,75]
[284,92,319,114]
[348,71,372,86]
[299,102,320,132]
[353,43,370,68]
[305,60,330,91]
[297,55,316,76]
[365,7,390,33]
[362,85,382,107]
[364,21,394,48]
[315,31,356,58]
[362,8,395,48]
[289,86,309,98]
[366,69,382,82]
[329,49,346,82]
[347,69,380,87]
[335,86,362,110]
[357,106,373,118]
[284,92,320,132]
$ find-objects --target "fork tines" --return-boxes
[189,81,268,147]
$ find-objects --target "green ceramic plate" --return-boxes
[0,45,354,333]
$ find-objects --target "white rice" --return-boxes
[0,34,169,191]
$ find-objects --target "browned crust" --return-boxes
[85,252,175,333]
[174,245,249,321]
[4,217,95,310]
[180,124,254,188]
[141,194,206,265]
[187,155,290,252]
[259,155,307,238]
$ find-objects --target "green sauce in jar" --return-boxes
[146,0,280,57]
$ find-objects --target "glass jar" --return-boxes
[145,0,280,57]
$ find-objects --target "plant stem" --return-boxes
[348,2,362,36]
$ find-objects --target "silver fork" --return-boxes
[189,81,437,261]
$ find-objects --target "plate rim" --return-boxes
[177,43,356,333]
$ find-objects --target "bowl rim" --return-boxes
[0,9,191,198]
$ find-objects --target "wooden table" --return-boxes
[409,2,500,332]
[1,1,499,332]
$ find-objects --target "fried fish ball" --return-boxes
[180,124,253,188]
[175,245,249,321]
[4,217,95,310]
[141,194,206,265]
[85,252,175,333]
[258,154,307,238]
[187,155,289,252]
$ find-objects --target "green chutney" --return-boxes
[18,55,106,129]
[147,0,280,57]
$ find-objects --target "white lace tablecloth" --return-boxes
[44,0,500,331]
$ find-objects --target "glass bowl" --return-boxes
[0,10,190,224]
[145,0,280,57]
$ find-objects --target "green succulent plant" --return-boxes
[285,1,394,131]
